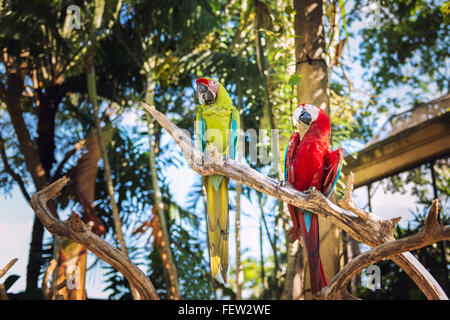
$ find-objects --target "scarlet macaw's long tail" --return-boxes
[204,174,229,282]
[287,205,327,294]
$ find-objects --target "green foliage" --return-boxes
[384,160,450,213]
[359,0,449,99]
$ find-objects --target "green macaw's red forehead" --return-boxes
[196,78,219,96]
[196,78,209,86]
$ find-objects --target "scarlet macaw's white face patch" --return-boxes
[293,104,320,125]
[301,104,320,123]
[293,104,320,139]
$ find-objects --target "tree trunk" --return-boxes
[254,0,274,132]
[85,28,139,299]
[235,183,243,299]
[143,59,180,300]
[294,0,342,299]
[254,0,282,293]
[36,83,64,179]
[345,233,361,294]
[51,238,87,300]
[2,52,53,295]
[294,0,330,113]
[235,82,243,300]
[292,245,305,299]
[259,219,268,298]
[281,240,297,299]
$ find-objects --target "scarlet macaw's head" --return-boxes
[196,77,219,105]
[293,104,330,139]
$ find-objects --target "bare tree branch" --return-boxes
[317,199,450,299]
[41,259,57,300]
[0,285,8,300]
[338,172,372,220]
[0,258,18,301]
[29,177,160,300]
[49,280,68,300]
[0,258,18,280]
[141,102,448,300]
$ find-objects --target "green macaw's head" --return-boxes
[196,77,228,105]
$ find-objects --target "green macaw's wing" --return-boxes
[228,107,240,160]
[196,109,206,152]
[205,106,239,192]
[210,107,239,192]
[197,107,224,192]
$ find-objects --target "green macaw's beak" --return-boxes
[197,82,216,104]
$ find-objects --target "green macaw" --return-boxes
[195,77,239,282]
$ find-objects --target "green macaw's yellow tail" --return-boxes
[205,174,229,282]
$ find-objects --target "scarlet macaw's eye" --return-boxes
[302,104,320,123]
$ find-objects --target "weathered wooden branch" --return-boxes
[0,258,18,300]
[43,264,68,301]
[317,199,450,299]
[0,258,18,280]
[338,172,372,220]
[142,102,448,300]
[29,177,159,300]
[0,285,7,300]
[42,259,57,300]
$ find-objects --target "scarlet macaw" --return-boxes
[195,77,239,282]
[284,104,343,294]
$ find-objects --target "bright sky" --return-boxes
[0,4,439,299]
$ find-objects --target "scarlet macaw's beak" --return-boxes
[298,108,312,125]
[293,106,312,139]
[293,106,312,125]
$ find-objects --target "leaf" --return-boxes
[133,208,165,249]
[288,74,302,86]
[338,0,348,39]
[284,5,295,15]
[94,0,105,29]
[441,2,450,24]
[334,38,346,66]
[69,127,115,235]
[3,274,20,292]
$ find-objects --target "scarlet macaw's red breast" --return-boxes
[292,110,331,192]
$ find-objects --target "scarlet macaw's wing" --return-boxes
[321,148,343,198]
[284,132,304,243]
[284,131,300,185]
